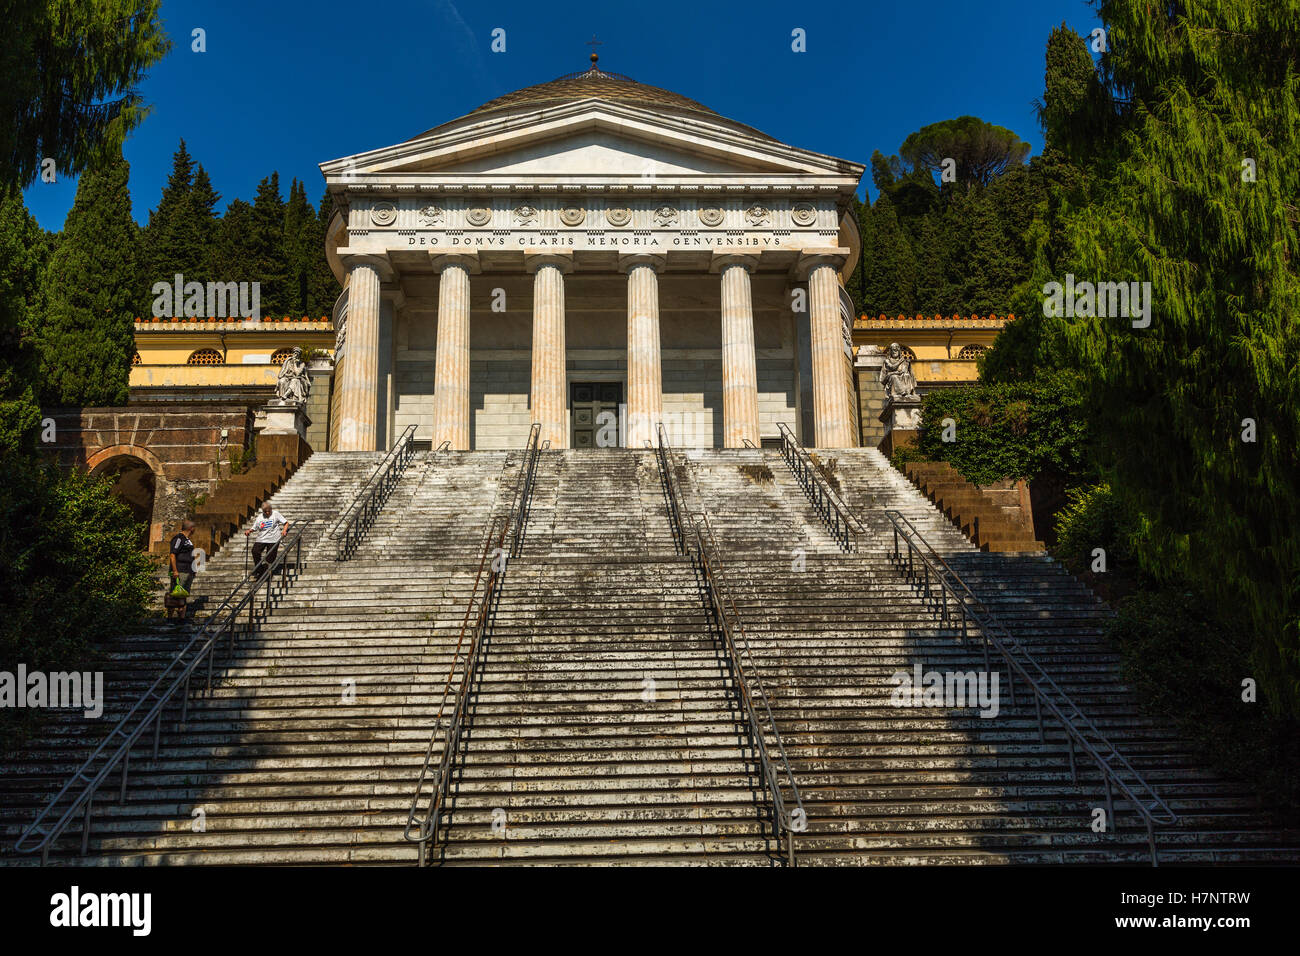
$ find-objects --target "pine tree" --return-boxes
[38,152,140,406]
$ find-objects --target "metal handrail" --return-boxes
[775,422,864,551]
[882,509,1178,865]
[326,424,418,560]
[14,522,312,863]
[655,423,806,864]
[404,423,542,864]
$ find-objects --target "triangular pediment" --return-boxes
[394,129,761,176]
[320,98,863,184]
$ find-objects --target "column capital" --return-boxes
[524,250,575,274]
[618,253,666,274]
[429,252,481,275]
[710,251,760,274]
[338,251,394,282]
[793,247,851,281]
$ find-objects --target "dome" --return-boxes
[467,61,719,122]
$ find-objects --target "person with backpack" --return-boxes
[167,520,198,622]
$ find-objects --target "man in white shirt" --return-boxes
[246,502,289,578]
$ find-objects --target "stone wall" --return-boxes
[855,348,888,448]
[43,404,256,549]
[304,361,334,450]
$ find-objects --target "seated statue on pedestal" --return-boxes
[878,342,920,402]
[276,347,311,405]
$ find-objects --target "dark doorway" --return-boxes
[571,381,623,448]
[91,455,156,551]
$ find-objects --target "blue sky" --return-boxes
[23,0,1101,230]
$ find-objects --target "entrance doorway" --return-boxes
[570,382,623,448]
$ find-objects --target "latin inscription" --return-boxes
[403,232,792,248]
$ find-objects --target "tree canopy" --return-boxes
[899,116,1031,189]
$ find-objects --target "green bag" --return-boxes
[169,579,189,598]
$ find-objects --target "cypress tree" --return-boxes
[248,173,289,317]
[0,1,169,189]
[139,140,219,311]
[308,188,339,317]
[38,152,139,406]
[0,190,47,450]
[282,178,313,316]
[912,210,949,313]
[209,198,255,287]
[861,194,916,316]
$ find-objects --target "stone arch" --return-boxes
[88,444,167,551]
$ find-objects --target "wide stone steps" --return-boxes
[2,445,1295,866]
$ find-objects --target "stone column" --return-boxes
[335,253,392,451]
[621,254,666,448]
[797,251,853,448]
[526,251,573,449]
[714,253,761,448]
[429,254,477,450]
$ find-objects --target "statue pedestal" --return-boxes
[258,402,311,440]
[254,402,313,470]
[878,396,922,458]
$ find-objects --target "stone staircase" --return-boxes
[899,459,1042,552]
[2,446,1295,865]
[0,450,458,864]
[426,450,783,864]
[718,446,1295,863]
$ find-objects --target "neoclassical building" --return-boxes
[319,57,865,451]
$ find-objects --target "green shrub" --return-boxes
[1053,483,1134,572]
[0,456,156,748]
[888,444,928,470]
[916,373,1090,485]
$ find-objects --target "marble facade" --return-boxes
[319,69,865,450]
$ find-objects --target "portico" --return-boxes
[320,61,864,451]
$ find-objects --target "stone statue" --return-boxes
[878,342,919,402]
[276,347,311,405]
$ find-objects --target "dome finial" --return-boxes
[586,34,602,70]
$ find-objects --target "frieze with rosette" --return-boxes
[697,205,724,226]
